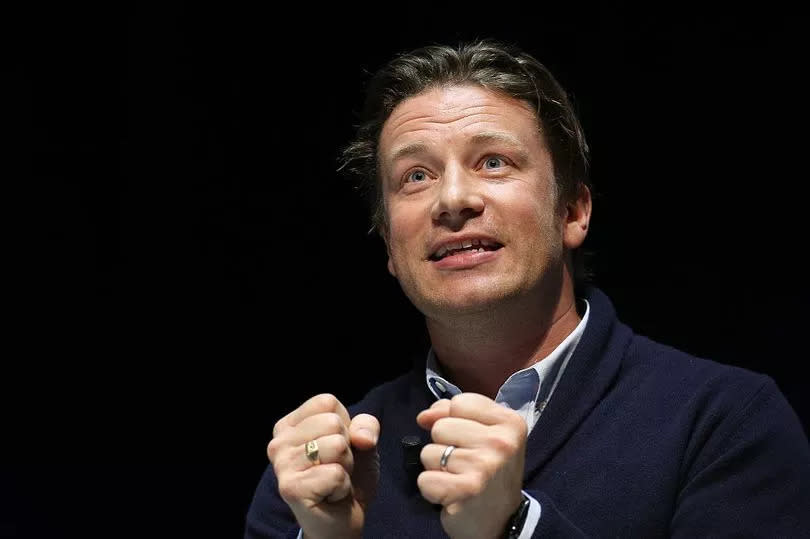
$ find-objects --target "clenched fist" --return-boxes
[417,393,528,539]
[267,394,380,539]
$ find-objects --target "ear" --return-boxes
[381,225,397,277]
[387,256,397,277]
[563,183,592,250]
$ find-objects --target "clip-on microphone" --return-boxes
[401,434,426,490]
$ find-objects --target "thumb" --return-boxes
[349,413,380,450]
[349,414,380,506]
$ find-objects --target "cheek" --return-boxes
[509,201,560,250]
[387,207,421,247]
[385,229,415,273]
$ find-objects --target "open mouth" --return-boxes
[429,238,504,261]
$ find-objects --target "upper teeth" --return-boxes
[434,238,498,259]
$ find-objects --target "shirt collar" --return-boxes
[425,299,590,428]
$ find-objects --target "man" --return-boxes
[246,40,810,538]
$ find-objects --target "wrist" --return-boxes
[502,493,530,539]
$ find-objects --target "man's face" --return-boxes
[379,84,571,318]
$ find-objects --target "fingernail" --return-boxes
[359,428,377,444]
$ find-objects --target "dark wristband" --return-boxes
[503,494,531,539]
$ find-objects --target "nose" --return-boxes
[430,162,485,229]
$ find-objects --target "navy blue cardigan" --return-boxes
[246,288,810,537]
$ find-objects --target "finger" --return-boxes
[267,412,349,463]
[275,433,354,473]
[448,393,522,427]
[417,470,480,506]
[278,463,352,507]
[325,471,353,503]
[278,412,349,446]
[274,394,351,437]
[417,399,451,430]
[420,443,476,474]
[429,416,490,448]
[349,413,380,450]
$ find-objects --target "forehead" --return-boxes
[379,84,542,156]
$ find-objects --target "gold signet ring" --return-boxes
[305,440,320,465]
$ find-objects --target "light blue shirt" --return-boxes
[424,298,590,539]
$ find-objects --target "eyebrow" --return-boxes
[388,141,431,164]
[468,132,531,162]
[387,131,531,164]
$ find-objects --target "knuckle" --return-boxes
[277,477,297,502]
[334,434,351,456]
[468,470,487,495]
[266,438,280,461]
[325,412,344,433]
[485,432,507,451]
[315,393,338,409]
[419,444,435,466]
[417,472,437,499]
[272,419,284,438]
[444,502,463,517]
[508,413,528,436]
[325,463,346,484]
[449,393,468,413]
[472,450,495,472]
[504,435,521,454]
[487,431,519,455]
[431,417,448,437]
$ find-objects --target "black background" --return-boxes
[10,3,808,537]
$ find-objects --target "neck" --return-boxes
[426,271,581,400]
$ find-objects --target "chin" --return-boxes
[413,286,518,318]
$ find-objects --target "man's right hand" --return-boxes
[267,394,380,539]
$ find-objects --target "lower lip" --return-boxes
[431,248,501,270]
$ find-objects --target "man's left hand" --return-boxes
[416,393,528,539]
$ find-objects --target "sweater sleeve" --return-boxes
[244,464,300,539]
[670,376,810,536]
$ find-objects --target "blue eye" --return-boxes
[484,157,505,169]
[407,170,427,183]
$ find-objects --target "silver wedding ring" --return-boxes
[439,444,456,471]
